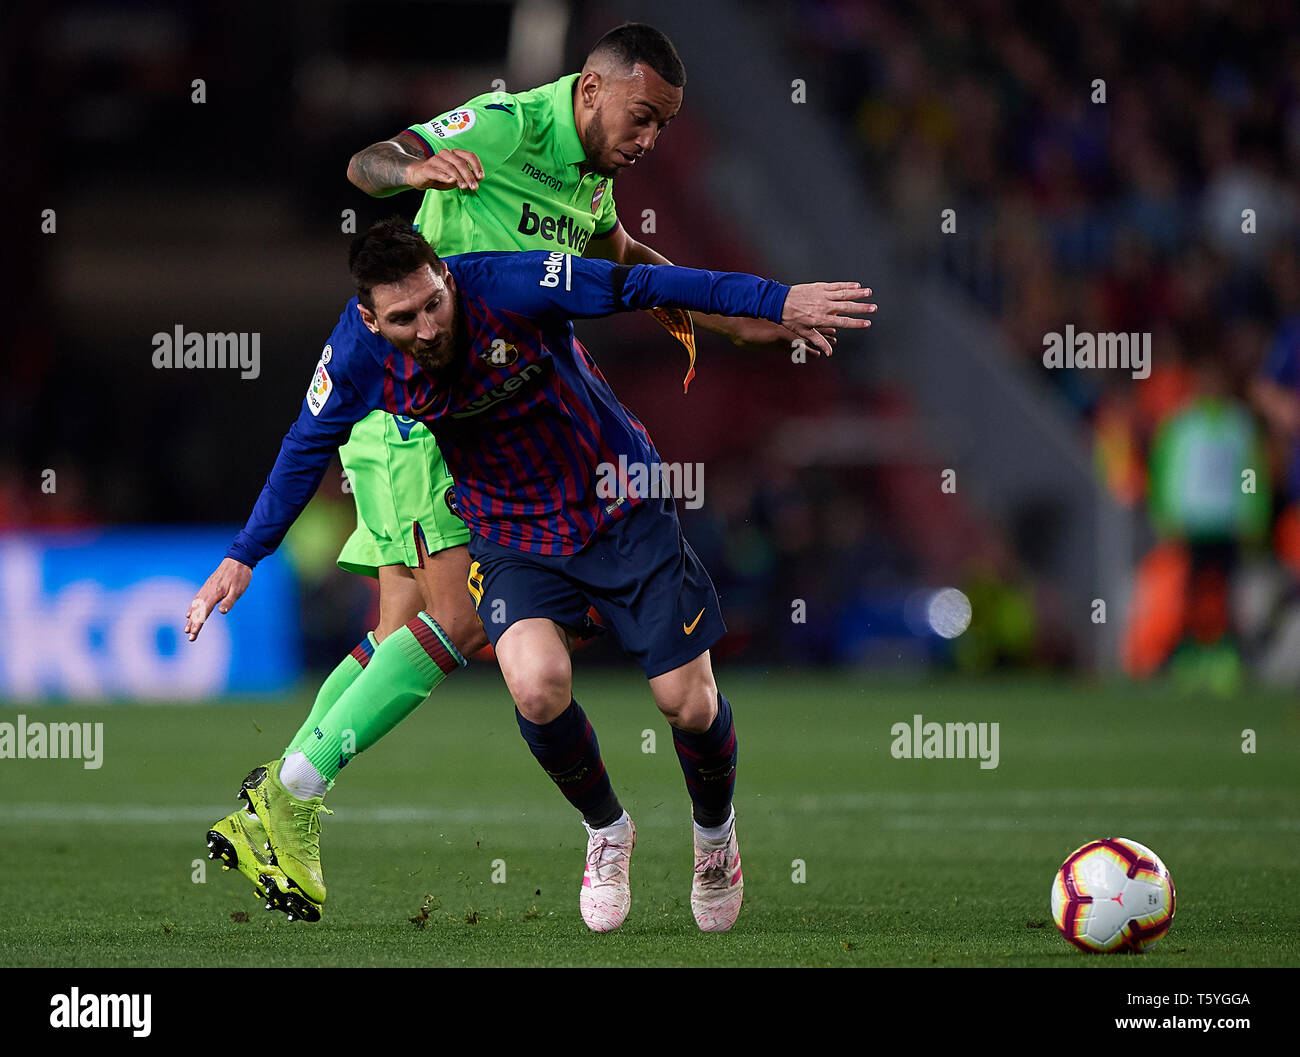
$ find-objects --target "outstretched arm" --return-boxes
[586,222,808,350]
[612,261,874,355]
[490,254,875,355]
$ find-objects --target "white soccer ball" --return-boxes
[1050,837,1176,953]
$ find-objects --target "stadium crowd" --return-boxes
[13,1,1300,680]
[769,0,1300,681]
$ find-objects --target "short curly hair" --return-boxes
[349,217,442,309]
[588,23,686,88]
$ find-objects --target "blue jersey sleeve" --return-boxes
[225,343,374,568]
[612,262,789,322]
[449,252,790,324]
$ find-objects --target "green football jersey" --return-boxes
[405,74,619,257]
[336,70,692,578]
[1148,397,1269,542]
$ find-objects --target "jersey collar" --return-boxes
[552,73,589,170]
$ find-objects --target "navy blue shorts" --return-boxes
[466,495,726,678]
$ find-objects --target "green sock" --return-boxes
[301,613,466,785]
[284,633,378,756]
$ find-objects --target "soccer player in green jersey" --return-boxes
[191,24,800,926]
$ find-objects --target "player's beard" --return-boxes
[410,304,462,376]
[583,108,622,178]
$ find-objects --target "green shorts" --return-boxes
[336,410,471,578]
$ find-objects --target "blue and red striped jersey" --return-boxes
[227,251,789,564]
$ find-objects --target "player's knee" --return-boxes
[660,683,718,733]
[508,655,572,724]
[513,685,570,724]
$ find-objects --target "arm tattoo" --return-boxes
[348,139,425,197]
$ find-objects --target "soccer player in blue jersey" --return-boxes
[286,219,872,931]
[192,25,799,923]
[197,217,872,928]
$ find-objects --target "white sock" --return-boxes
[693,806,735,843]
[280,752,328,799]
[585,810,630,837]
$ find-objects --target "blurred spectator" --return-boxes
[767,0,1300,679]
[1249,247,1300,576]
[1122,332,1269,688]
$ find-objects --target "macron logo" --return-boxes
[50,988,151,1038]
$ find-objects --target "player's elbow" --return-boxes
[346,152,365,190]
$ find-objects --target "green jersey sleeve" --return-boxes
[405,100,525,181]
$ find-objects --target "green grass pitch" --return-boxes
[1,672,1296,967]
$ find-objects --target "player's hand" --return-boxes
[185,558,252,642]
[695,313,834,352]
[405,149,484,192]
[780,283,875,356]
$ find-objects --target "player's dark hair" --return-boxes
[588,23,686,88]
[349,218,442,309]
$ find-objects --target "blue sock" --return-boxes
[515,699,623,828]
[672,693,737,828]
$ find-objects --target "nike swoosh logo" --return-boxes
[236,819,271,864]
[410,393,438,416]
[683,608,706,635]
